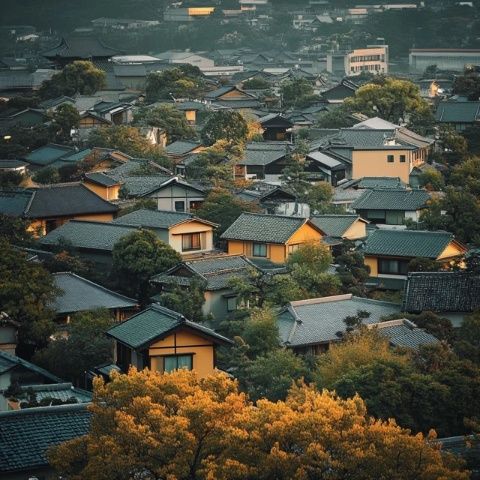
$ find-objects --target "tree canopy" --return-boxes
[201,110,248,146]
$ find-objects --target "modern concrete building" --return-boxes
[409,49,480,72]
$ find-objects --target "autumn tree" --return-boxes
[39,61,106,99]
[112,230,181,304]
[33,309,114,383]
[49,369,469,480]
[201,110,248,146]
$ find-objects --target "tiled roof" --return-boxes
[42,35,121,58]
[142,177,205,196]
[0,189,34,216]
[310,215,364,238]
[24,144,74,167]
[39,220,138,252]
[370,319,439,350]
[0,159,28,169]
[213,99,261,109]
[356,177,405,189]
[351,189,430,211]
[307,151,343,169]
[25,184,118,218]
[52,272,137,314]
[435,101,480,123]
[84,172,119,187]
[402,272,480,313]
[165,140,201,156]
[278,294,401,346]
[152,255,257,291]
[0,404,91,474]
[0,350,62,382]
[18,383,92,404]
[113,209,216,230]
[363,229,459,258]
[119,175,173,197]
[221,213,318,244]
[107,303,232,349]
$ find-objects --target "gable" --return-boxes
[437,241,467,260]
[149,328,214,350]
[169,219,214,234]
[287,222,323,245]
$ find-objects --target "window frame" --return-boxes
[378,258,409,275]
[252,242,267,257]
[400,154,406,163]
[182,232,202,252]
[175,200,185,212]
[387,154,394,163]
[162,354,193,373]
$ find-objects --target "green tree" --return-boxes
[195,188,259,238]
[242,78,269,89]
[241,307,279,359]
[33,309,114,383]
[0,215,33,246]
[336,248,370,296]
[112,230,181,304]
[32,166,60,185]
[135,104,196,144]
[287,241,332,273]
[453,71,480,101]
[417,167,444,191]
[280,78,318,109]
[87,125,171,169]
[454,312,480,364]
[0,170,24,188]
[39,61,106,99]
[316,104,356,128]
[436,125,468,164]
[201,110,248,146]
[51,103,80,142]
[345,77,431,125]
[0,240,56,353]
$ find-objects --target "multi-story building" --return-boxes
[327,45,388,76]
[409,49,480,72]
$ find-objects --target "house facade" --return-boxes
[221,213,325,264]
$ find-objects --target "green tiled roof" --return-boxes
[356,177,405,189]
[310,215,363,238]
[278,294,401,346]
[0,404,91,474]
[39,220,138,252]
[0,350,62,382]
[18,383,92,404]
[239,143,288,167]
[84,172,119,187]
[114,209,215,230]
[351,189,430,211]
[165,140,201,156]
[52,272,137,314]
[24,143,74,167]
[119,175,172,196]
[435,101,480,123]
[221,213,315,244]
[373,319,439,350]
[0,189,34,216]
[363,229,457,259]
[107,304,232,349]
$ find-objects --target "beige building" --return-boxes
[346,46,388,76]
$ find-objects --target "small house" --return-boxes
[258,113,293,141]
[221,212,325,264]
[106,304,232,377]
[83,172,121,201]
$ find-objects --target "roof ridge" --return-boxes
[290,294,352,307]
[0,403,90,418]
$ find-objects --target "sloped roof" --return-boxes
[113,209,216,230]
[39,220,138,252]
[402,271,480,313]
[353,117,399,129]
[142,177,205,197]
[278,294,400,346]
[310,215,366,238]
[307,151,343,169]
[369,318,439,350]
[107,303,232,349]
[152,255,257,291]
[24,144,74,167]
[0,350,62,382]
[351,188,430,211]
[42,35,121,59]
[84,172,119,187]
[52,272,137,314]
[363,229,461,259]
[18,383,92,404]
[356,177,405,189]
[0,189,34,216]
[165,140,201,156]
[25,183,118,218]
[239,143,288,166]
[221,213,322,244]
[0,404,91,474]
[435,101,480,123]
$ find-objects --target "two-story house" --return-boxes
[221,212,325,264]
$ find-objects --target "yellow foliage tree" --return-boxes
[49,369,468,480]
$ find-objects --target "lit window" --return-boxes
[163,355,193,372]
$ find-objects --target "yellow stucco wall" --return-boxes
[287,223,323,246]
[343,220,367,240]
[437,241,466,260]
[352,150,413,183]
[169,220,214,253]
[364,256,378,276]
[187,7,214,15]
[227,240,247,256]
[148,329,215,378]
[185,110,196,123]
[83,181,120,201]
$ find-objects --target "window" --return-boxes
[175,201,185,212]
[252,242,267,257]
[182,233,201,251]
[226,296,238,312]
[387,155,394,163]
[378,259,409,275]
[400,155,406,163]
[288,244,301,254]
[163,355,193,373]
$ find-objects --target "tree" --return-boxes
[336,248,370,297]
[201,110,248,146]
[453,71,480,101]
[241,307,279,359]
[0,170,24,187]
[145,66,205,102]
[135,105,196,144]
[195,188,259,238]
[0,215,33,246]
[39,61,106,99]
[417,167,444,191]
[32,166,60,185]
[0,240,56,354]
[316,104,356,128]
[33,309,114,383]
[287,241,332,273]
[112,230,181,304]
[87,126,171,169]
[51,103,80,142]
[280,78,319,109]
[49,369,469,480]
[454,312,480,364]
[242,78,269,89]
[436,125,468,164]
[345,77,431,125]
